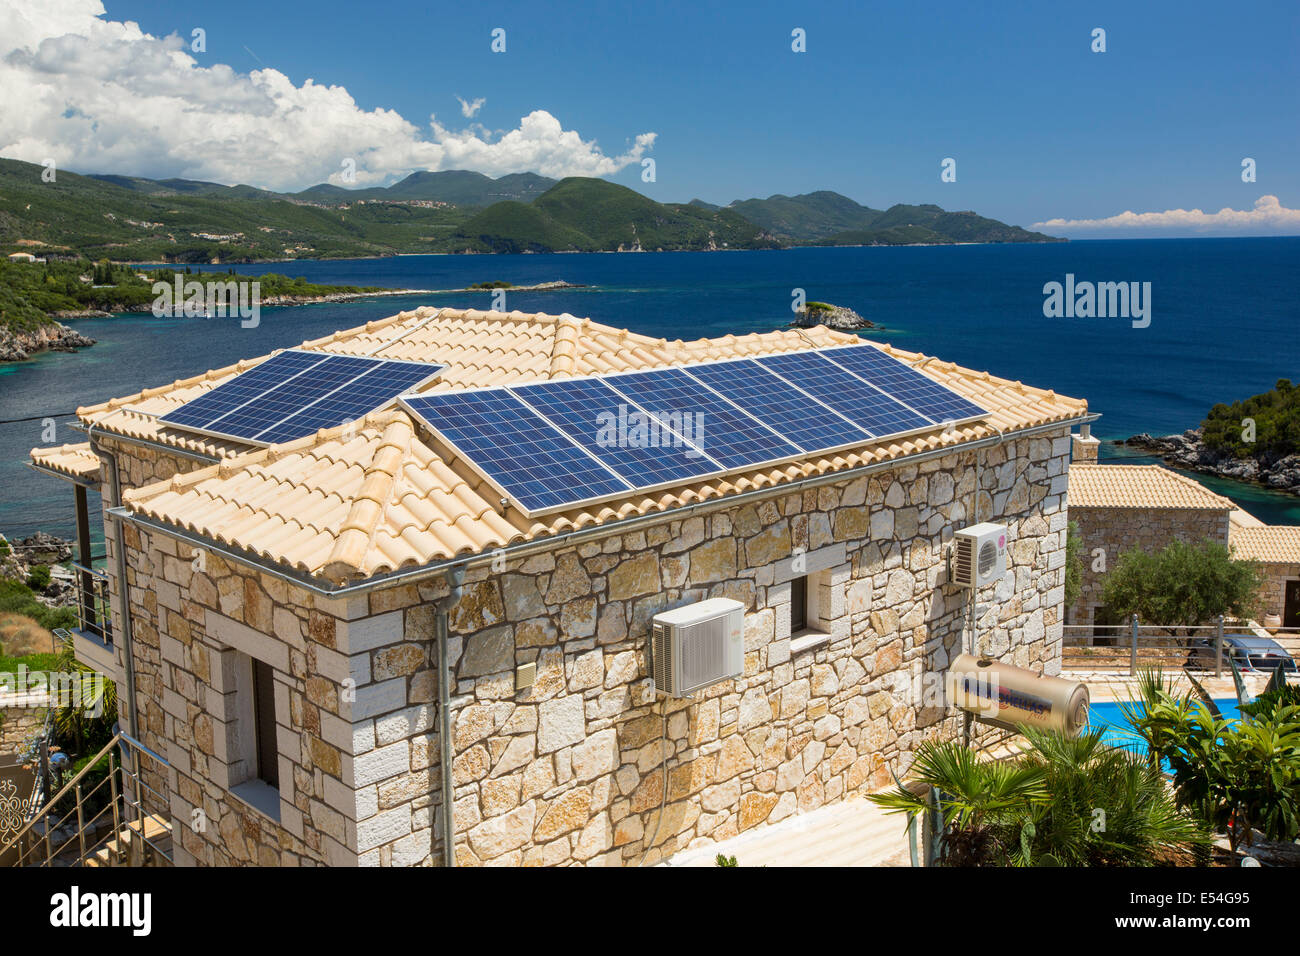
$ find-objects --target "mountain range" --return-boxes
[0,158,1061,262]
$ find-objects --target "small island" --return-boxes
[1122,378,1300,497]
[789,300,876,331]
[462,280,586,292]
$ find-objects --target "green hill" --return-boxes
[727,191,884,240]
[865,203,1058,243]
[452,200,594,253]
[531,178,776,251]
[1202,380,1300,461]
[0,157,1059,262]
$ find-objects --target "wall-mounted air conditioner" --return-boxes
[651,598,744,697]
[952,522,1008,589]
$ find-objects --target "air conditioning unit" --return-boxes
[651,598,745,697]
[952,522,1008,589]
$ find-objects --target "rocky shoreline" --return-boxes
[1122,429,1300,496]
[788,303,876,331]
[0,322,96,362]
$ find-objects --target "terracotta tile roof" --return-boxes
[1230,508,1266,530]
[74,308,857,457]
[1230,525,1300,564]
[1067,463,1234,511]
[118,310,1090,584]
[29,442,101,483]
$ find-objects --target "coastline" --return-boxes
[1121,431,1300,498]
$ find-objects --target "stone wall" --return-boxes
[1067,506,1230,626]
[333,429,1071,866]
[114,519,362,866]
[1256,563,1300,623]
[0,698,47,754]
[111,426,1073,866]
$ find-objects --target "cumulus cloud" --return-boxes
[0,0,655,191]
[1034,195,1300,235]
[456,96,486,119]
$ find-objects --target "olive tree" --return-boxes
[1099,537,1261,632]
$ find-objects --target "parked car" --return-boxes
[1187,634,1298,674]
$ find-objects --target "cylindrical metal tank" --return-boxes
[946,653,1091,737]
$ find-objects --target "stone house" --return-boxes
[1228,517,1300,630]
[1064,463,1234,630]
[29,306,1089,866]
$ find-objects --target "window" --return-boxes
[791,575,808,633]
[228,650,282,820]
[251,657,279,789]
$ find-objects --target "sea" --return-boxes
[1,237,1297,546]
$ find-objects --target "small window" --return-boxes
[251,657,279,789]
[790,576,808,633]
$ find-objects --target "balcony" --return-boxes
[57,563,123,685]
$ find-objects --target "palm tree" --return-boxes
[868,739,1047,866]
[871,728,1208,866]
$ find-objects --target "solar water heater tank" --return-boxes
[946,653,1091,737]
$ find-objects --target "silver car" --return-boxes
[1188,635,1298,674]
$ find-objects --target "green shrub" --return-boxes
[1099,538,1260,632]
[1125,668,1300,853]
[25,564,51,591]
[870,729,1208,866]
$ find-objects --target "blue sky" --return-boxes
[5,0,1298,236]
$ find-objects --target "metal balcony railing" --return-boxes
[0,732,172,867]
[70,562,112,646]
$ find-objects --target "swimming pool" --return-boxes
[1088,699,1241,757]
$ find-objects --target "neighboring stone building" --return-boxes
[1064,463,1234,629]
[30,307,1089,866]
[1228,517,1300,630]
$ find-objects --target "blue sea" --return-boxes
[1,237,1297,543]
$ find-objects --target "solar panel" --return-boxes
[602,367,801,469]
[401,344,989,518]
[818,345,987,425]
[755,351,933,437]
[160,349,443,445]
[683,359,870,453]
[402,390,631,513]
[253,359,442,444]
[512,378,720,489]
[160,350,327,431]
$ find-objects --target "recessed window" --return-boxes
[251,656,279,789]
[229,651,282,820]
[791,575,809,633]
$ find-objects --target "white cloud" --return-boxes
[1035,195,1300,235]
[457,96,486,119]
[0,0,655,191]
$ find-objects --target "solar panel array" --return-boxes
[403,344,988,516]
[160,349,443,445]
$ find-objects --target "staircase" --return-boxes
[0,732,173,868]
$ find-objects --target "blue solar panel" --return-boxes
[603,367,801,469]
[403,391,630,513]
[253,359,441,444]
[210,354,378,439]
[683,359,870,453]
[403,345,990,517]
[819,345,987,424]
[756,351,933,437]
[160,350,327,431]
[512,378,719,489]
[160,349,443,444]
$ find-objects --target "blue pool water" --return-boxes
[1089,698,1240,759]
